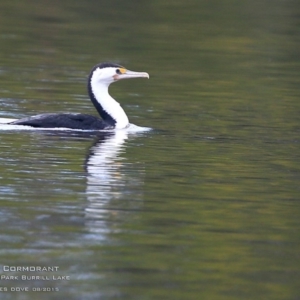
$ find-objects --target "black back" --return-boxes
[10,113,113,130]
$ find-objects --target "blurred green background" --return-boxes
[0,1,299,300]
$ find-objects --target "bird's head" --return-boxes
[89,62,149,86]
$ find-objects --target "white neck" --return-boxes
[90,80,129,129]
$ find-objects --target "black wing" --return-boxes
[9,113,112,130]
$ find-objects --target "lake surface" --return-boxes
[0,1,299,299]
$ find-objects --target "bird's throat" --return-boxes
[88,81,129,129]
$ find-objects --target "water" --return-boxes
[0,0,300,299]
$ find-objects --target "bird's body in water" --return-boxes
[9,63,149,130]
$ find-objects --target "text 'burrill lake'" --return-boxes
[1,266,69,281]
[1,275,70,280]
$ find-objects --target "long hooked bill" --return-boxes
[114,69,149,80]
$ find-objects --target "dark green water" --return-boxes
[0,1,300,299]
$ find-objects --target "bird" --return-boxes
[9,63,149,130]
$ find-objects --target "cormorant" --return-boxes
[9,62,149,130]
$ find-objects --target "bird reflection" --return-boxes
[84,130,145,240]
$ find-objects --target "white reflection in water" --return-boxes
[85,130,146,239]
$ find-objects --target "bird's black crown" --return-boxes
[98,62,124,69]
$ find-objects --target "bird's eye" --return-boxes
[116,69,121,75]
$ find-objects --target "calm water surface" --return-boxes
[0,1,299,300]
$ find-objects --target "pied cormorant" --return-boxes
[9,63,149,130]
